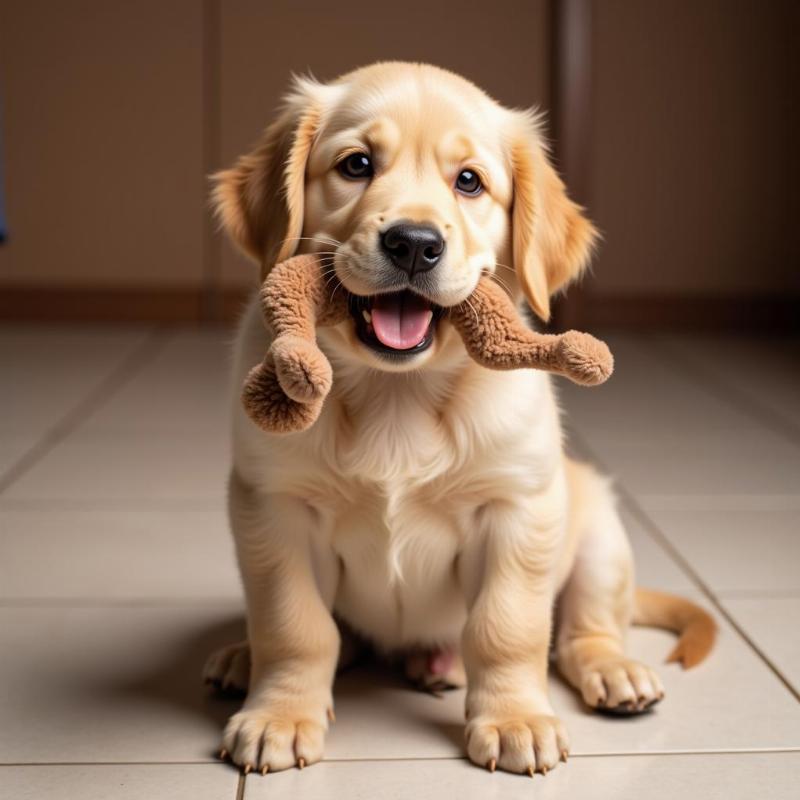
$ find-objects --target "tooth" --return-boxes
[362,309,372,323]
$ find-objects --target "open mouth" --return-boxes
[349,290,444,356]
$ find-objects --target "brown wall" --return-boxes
[0,0,796,325]
[577,0,798,303]
[0,0,550,314]
[0,1,205,288]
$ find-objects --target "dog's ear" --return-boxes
[212,77,326,278]
[507,111,598,322]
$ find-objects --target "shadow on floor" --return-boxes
[95,612,468,755]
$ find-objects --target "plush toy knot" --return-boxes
[557,331,614,386]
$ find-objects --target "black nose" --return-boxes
[380,223,445,278]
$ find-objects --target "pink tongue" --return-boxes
[371,294,433,350]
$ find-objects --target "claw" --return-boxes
[260,765,269,776]
[327,707,336,723]
[527,766,535,778]
[487,758,496,773]
[242,764,252,775]
[540,766,548,776]
[560,750,569,763]
[297,757,306,770]
[218,748,228,761]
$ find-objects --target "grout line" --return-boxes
[0,499,225,512]
[282,749,800,761]
[715,589,800,600]
[623,494,800,704]
[0,329,169,496]
[647,337,800,448]
[0,597,244,608]
[568,428,800,704]
[236,771,246,800]
[0,761,222,767]
[2,749,799,768]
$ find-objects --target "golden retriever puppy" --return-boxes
[207,62,715,777]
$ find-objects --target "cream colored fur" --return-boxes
[209,62,715,777]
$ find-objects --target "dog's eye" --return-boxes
[337,152,373,180]
[455,169,483,196]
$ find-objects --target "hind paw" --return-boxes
[204,641,250,695]
[580,658,664,714]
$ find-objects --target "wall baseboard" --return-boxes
[552,291,799,333]
[0,285,797,332]
[0,285,253,324]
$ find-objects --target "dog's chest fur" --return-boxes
[234,302,562,650]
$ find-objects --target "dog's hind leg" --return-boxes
[555,461,664,714]
[204,640,250,695]
[205,621,368,696]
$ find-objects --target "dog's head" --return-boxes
[214,62,597,371]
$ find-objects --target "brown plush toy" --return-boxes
[243,254,614,434]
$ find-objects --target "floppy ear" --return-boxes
[212,78,324,279]
[508,111,599,322]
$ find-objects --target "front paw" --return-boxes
[272,335,333,403]
[466,713,569,776]
[221,703,330,774]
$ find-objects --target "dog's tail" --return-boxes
[633,588,717,669]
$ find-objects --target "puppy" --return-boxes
[207,62,715,776]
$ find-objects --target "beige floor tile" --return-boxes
[79,330,234,435]
[721,595,800,693]
[0,326,153,435]
[635,494,800,511]
[2,329,798,784]
[0,605,245,763]
[0,509,241,599]
[0,764,239,800]
[656,334,800,431]
[0,435,36,481]
[558,335,755,440]
[580,427,800,497]
[2,431,230,504]
[242,752,800,800]
[636,505,800,593]
[324,605,800,759]
[4,600,798,765]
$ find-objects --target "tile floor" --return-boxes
[1,325,798,799]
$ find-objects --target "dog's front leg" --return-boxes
[461,499,569,776]
[221,472,340,774]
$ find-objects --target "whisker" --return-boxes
[490,274,514,295]
[330,280,345,304]
[328,261,355,304]
[281,235,341,248]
